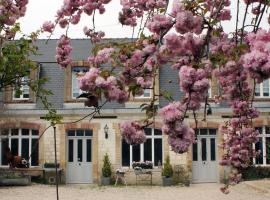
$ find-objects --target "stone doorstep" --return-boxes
[243,180,270,194]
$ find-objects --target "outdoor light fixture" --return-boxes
[104,124,109,139]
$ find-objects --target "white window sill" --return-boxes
[4,103,36,109]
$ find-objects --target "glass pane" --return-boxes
[201,138,207,161]
[32,130,39,136]
[266,137,270,164]
[209,129,216,135]
[122,140,130,166]
[68,140,74,162]
[31,139,39,166]
[67,130,75,136]
[132,144,141,162]
[255,83,260,96]
[266,127,270,135]
[21,139,29,160]
[144,139,152,162]
[77,139,83,162]
[11,129,18,136]
[85,130,93,136]
[143,89,151,97]
[200,129,207,135]
[1,138,9,165]
[256,127,263,134]
[86,139,92,162]
[1,129,9,136]
[192,142,198,161]
[154,129,162,135]
[11,138,19,156]
[263,79,269,96]
[210,138,216,161]
[144,128,152,135]
[255,138,263,164]
[22,129,29,135]
[76,130,84,136]
[154,139,162,166]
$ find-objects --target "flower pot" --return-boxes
[0,176,31,186]
[162,177,173,186]
[101,177,111,185]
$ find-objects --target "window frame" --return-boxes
[255,79,270,98]
[0,128,39,167]
[253,126,270,166]
[121,128,163,168]
[13,76,30,100]
[71,66,89,99]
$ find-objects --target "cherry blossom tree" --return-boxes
[39,0,270,192]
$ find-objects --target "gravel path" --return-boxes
[0,183,269,200]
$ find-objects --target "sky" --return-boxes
[18,0,269,39]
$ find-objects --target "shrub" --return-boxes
[102,153,112,178]
[241,166,270,180]
[162,156,173,178]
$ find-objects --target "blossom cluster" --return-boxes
[119,0,167,27]
[0,0,28,26]
[55,35,72,69]
[78,67,129,104]
[120,121,146,145]
[83,27,105,43]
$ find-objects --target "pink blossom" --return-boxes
[42,21,54,33]
[120,121,146,145]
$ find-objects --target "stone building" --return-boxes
[0,39,269,185]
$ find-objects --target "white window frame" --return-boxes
[122,128,163,168]
[13,76,30,100]
[0,128,39,167]
[208,80,212,98]
[72,67,88,99]
[255,79,270,98]
[134,88,152,99]
[253,126,270,166]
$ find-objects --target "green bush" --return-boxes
[162,156,173,178]
[102,153,112,178]
[241,166,270,180]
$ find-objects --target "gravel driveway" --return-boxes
[0,183,269,200]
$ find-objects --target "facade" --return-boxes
[0,39,269,185]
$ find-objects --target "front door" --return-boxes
[66,130,93,184]
[192,129,218,183]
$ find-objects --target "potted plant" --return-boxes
[162,156,173,186]
[101,153,112,185]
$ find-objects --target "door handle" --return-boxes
[78,163,81,166]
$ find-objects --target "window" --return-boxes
[13,76,30,100]
[255,79,270,97]
[122,128,163,167]
[72,67,88,98]
[135,89,152,99]
[254,127,270,165]
[0,128,39,166]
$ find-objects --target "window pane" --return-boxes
[210,138,216,161]
[132,144,141,162]
[21,139,29,160]
[86,139,92,162]
[76,130,84,136]
[201,138,207,161]
[77,139,83,162]
[31,139,39,166]
[144,128,152,135]
[154,139,162,166]
[1,129,9,136]
[266,127,270,135]
[154,129,162,136]
[22,129,29,135]
[200,129,207,135]
[85,130,93,136]
[143,89,151,98]
[32,130,39,136]
[255,83,260,96]
[122,140,130,166]
[263,79,269,96]
[192,142,198,161]
[255,138,263,164]
[67,130,75,136]
[1,138,9,165]
[144,139,152,162]
[68,140,74,162]
[72,67,88,98]
[209,129,216,135]
[11,129,18,136]
[11,138,19,156]
[266,137,270,165]
[256,127,263,134]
